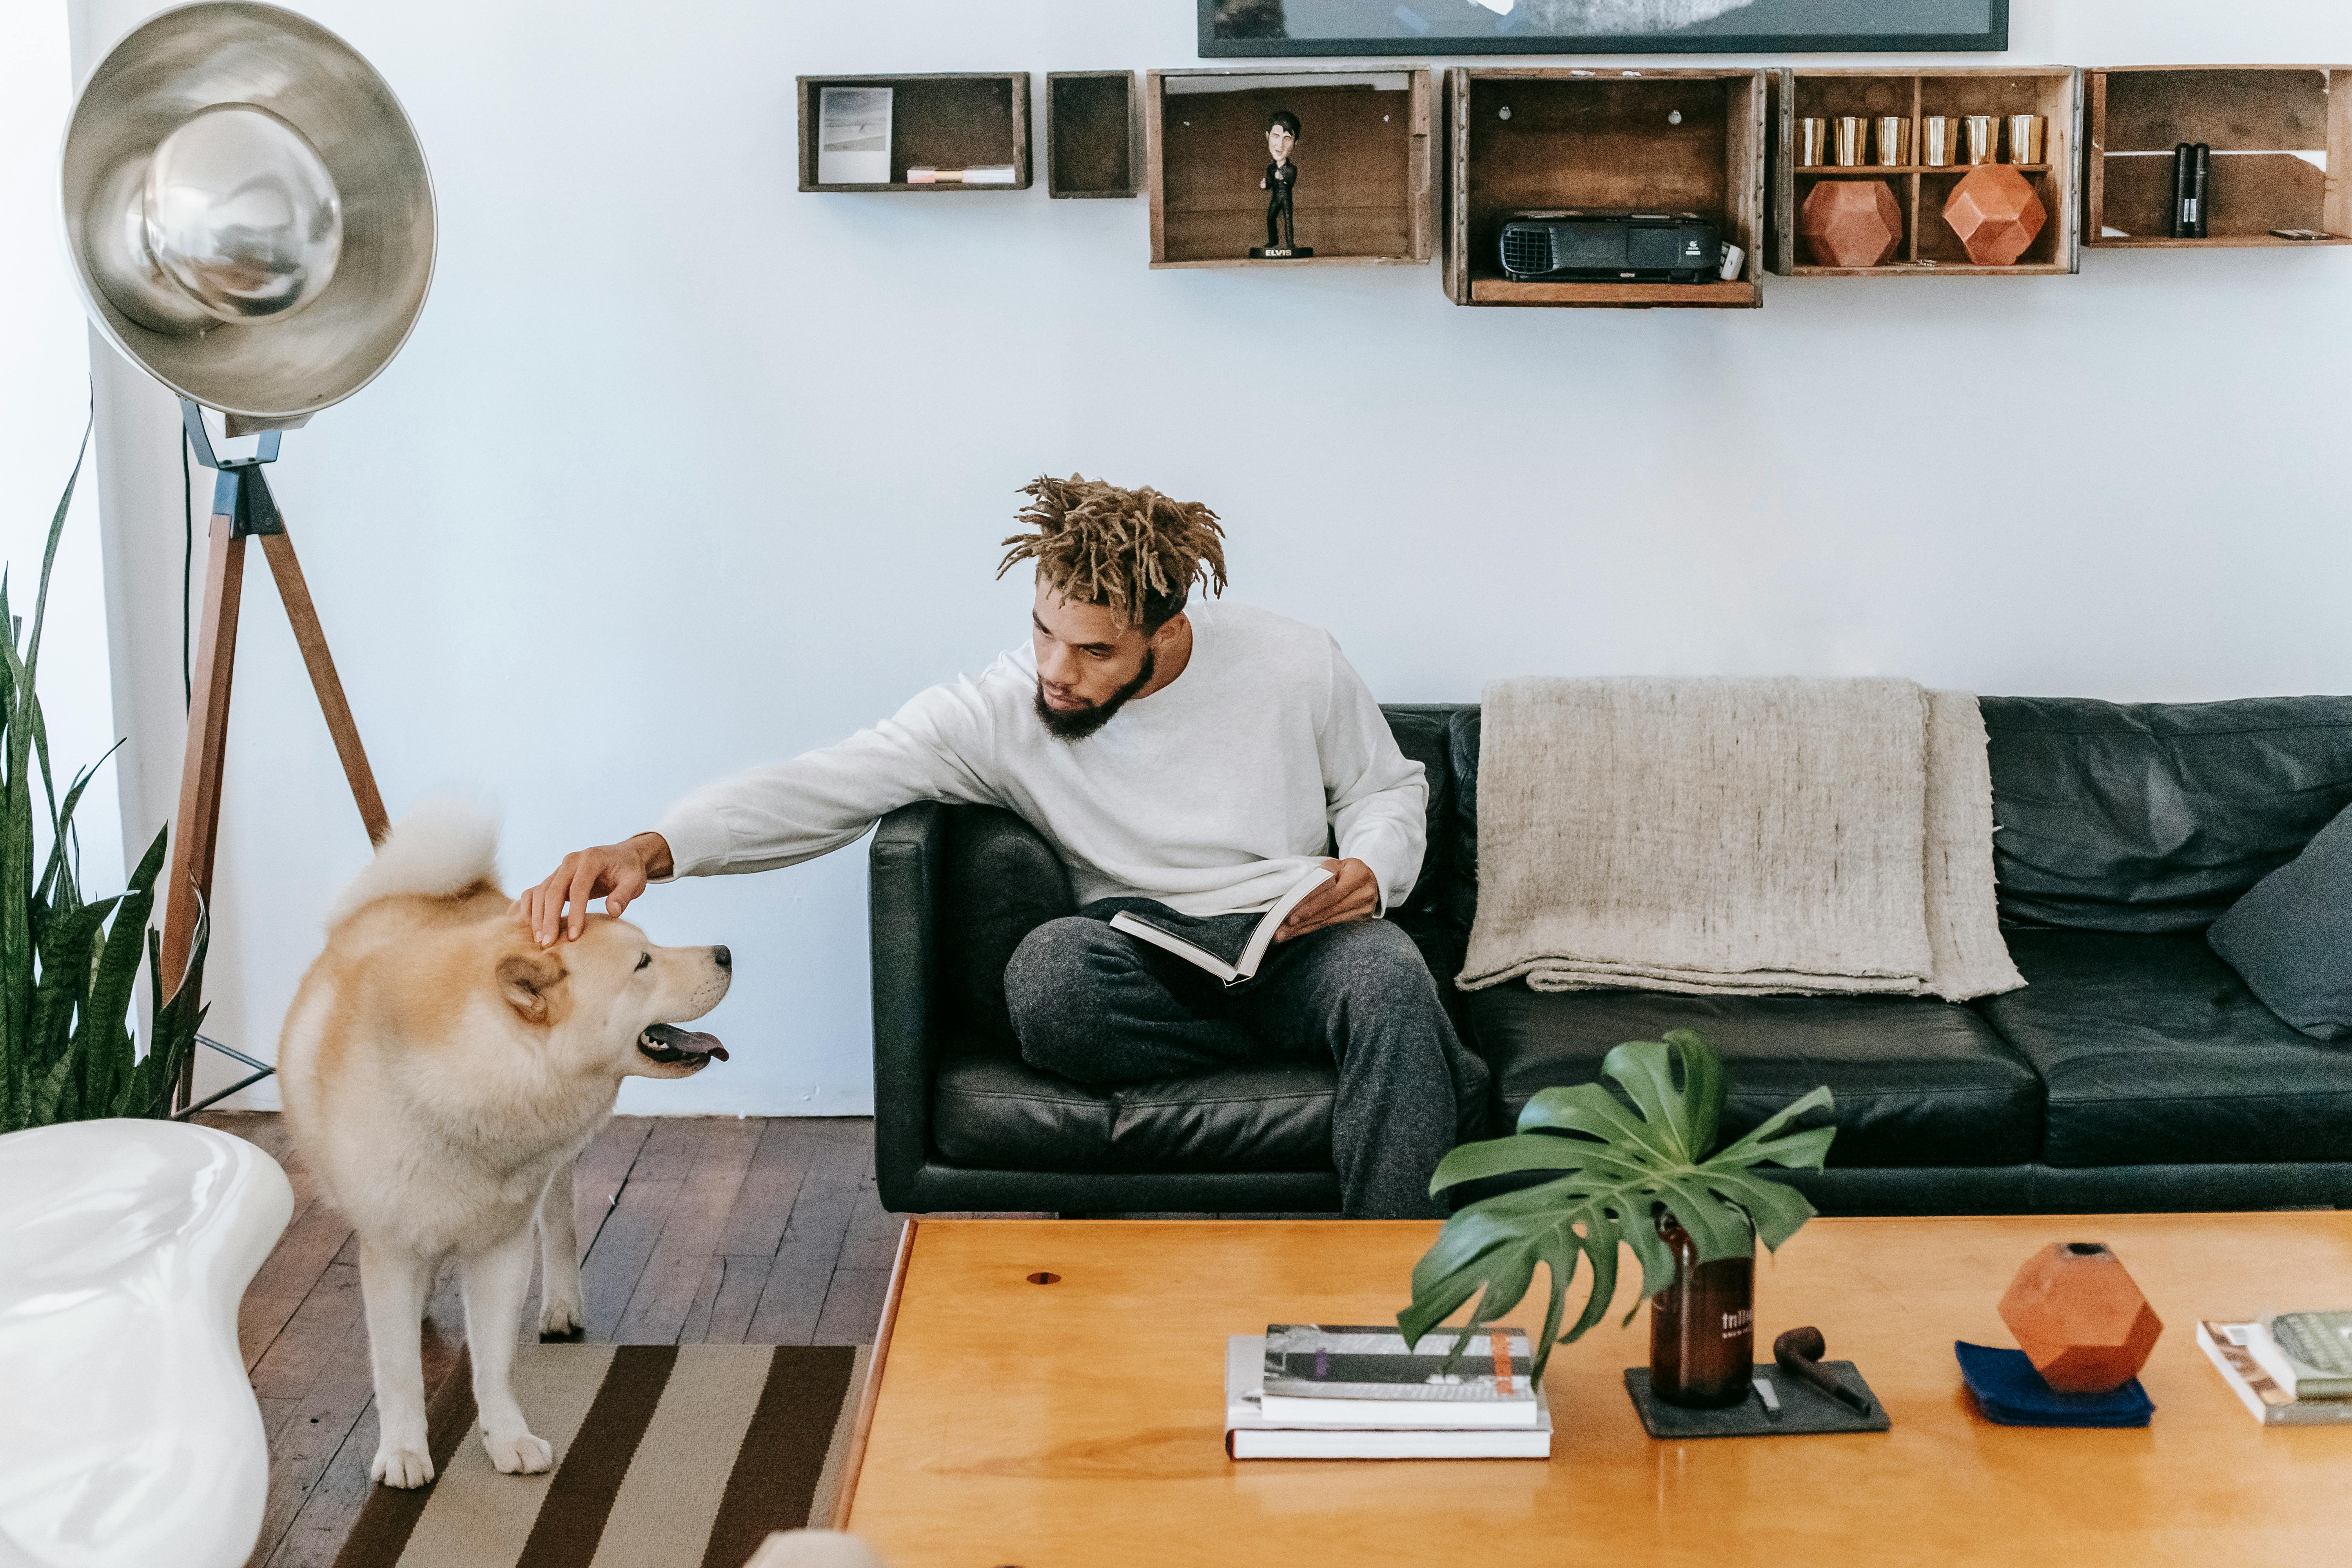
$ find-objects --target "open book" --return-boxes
[1108,865,1334,986]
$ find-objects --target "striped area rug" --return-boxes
[333,1344,864,1568]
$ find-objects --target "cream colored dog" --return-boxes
[279,799,732,1489]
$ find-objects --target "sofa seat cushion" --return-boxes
[1468,987,2042,1167]
[930,1045,1334,1174]
[1978,929,2352,1167]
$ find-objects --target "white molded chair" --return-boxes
[0,1120,292,1568]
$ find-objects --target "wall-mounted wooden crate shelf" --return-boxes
[797,73,1031,192]
[1770,67,2080,276]
[1444,68,1765,308]
[1144,68,1434,269]
[2087,66,2352,247]
[1047,72,1141,198]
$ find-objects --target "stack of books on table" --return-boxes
[1223,1324,1552,1459]
[2197,1311,2352,1426]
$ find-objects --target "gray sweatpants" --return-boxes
[1004,904,1490,1218]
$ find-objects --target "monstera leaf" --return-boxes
[1397,1029,1835,1383]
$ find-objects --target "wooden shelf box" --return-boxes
[2086,66,2352,248]
[797,73,1031,192]
[1442,68,1765,308]
[1144,68,1435,269]
[1770,67,2081,276]
[1047,72,1142,198]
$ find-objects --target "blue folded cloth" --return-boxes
[1954,1341,2154,1427]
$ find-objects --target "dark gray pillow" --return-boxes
[2208,802,2352,1041]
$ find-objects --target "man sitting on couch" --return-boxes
[523,475,1487,1217]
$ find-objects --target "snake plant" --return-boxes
[0,431,209,1132]
[1398,1029,1834,1381]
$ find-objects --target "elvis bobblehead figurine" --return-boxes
[1252,109,1310,258]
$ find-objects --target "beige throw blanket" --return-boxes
[1459,677,2022,1002]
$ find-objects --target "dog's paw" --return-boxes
[483,1427,554,1475]
[370,1442,436,1489]
[537,1298,585,1342]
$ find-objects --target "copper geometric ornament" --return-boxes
[1799,178,1904,268]
[1998,1241,2165,1394]
[1942,164,2048,266]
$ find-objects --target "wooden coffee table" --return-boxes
[837,1213,2352,1566]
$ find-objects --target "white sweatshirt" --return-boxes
[654,602,1428,916]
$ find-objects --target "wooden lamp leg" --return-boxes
[162,515,245,1108]
[165,515,390,1111]
[260,532,389,846]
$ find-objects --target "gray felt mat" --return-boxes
[1624,1361,1891,1438]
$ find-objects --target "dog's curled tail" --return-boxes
[327,795,501,926]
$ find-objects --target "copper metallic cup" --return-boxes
[1833,116,1869,167]
[1964,114,1999,165]
[1875,115,1911,168]
[1796,117,1828,167]
[2006,114,2046,165]
[1921,116,1961,167]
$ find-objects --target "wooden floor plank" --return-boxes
[837,1180,902,1273]
[577,1117,703,1340]
[814,1267,893,1346]
[715,1116,815,1257]
[263,1392,379,1568]
[247,1255,365,1403]
[243,1309,376,1568]
[573,1114,655,1253]
[688,1254,775,1345]
[195,1110,346,1372]
[678,1252,728,1344]
[613,1117,764,1343]
[239,1198,354,1370]
[744,1122,872,1345]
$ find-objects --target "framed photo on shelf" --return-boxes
[1199,0,2009,58]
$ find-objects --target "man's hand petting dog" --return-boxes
[1274,857,1379,943]
[526,832,674,944]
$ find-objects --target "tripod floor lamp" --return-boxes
[60,1,436,1108]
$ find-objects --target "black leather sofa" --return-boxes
[869,695,2352,1216]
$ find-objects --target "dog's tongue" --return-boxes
[642,1022,729,1062]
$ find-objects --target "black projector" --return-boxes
[1498,209,1722,282]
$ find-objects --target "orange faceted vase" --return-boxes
[1799,179,1904,267]
[1998,1241,2164,1394]
[1942,165,2048,265]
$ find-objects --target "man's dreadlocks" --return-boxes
[997,474,1228,630]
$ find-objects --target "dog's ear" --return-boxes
[498,950,567,1025]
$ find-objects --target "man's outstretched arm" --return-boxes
[523,677,1001,944]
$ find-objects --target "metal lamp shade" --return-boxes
[60,2,435,425]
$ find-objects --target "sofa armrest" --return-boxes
[869,800,946,1211]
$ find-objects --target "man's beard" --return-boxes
[1034,649,1156,742]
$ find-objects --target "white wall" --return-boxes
[59,0,2352,1114]
[2,0,121,899]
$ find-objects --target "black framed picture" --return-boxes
[1201,1,2009,57]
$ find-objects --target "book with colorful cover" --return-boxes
[1257,1323,1539,1427]
[2250,1311,2352,1401]
[2198,1321,2352,1426]
[1224,1336,1552,1459]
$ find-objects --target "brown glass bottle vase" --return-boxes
[1649,1210,1756,1408]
